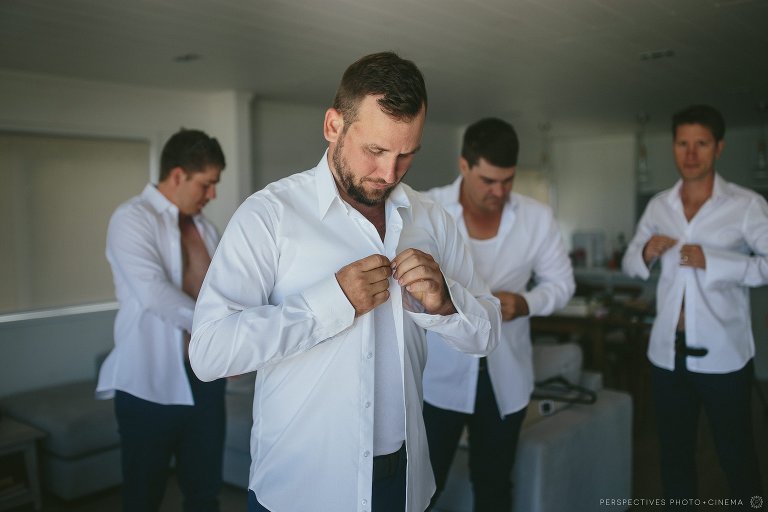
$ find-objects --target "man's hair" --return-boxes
[159,129,226,181]
[461,117,520,168]
[671,105,726,142]
[332,51,427,128]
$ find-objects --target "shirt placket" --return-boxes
[349,209,385,512]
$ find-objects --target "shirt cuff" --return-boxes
[702,247,748,287]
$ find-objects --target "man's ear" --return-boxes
[169,166,186,186]
[163,167,187,188]
[459,157,471,177]
[715,140,725,159]
[323,108,344,143]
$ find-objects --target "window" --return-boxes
[0,132,148,314]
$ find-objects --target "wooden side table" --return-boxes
[0,417,46,511]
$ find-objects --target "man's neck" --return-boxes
[680,172,714,201]
[460,186,502,240]
[680,173,714,221]
[334,176,387,242]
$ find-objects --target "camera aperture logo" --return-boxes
[751,496,763,509]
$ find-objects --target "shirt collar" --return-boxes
[314,149,412,219]
[142,183,179,216]
[667,172,728,206]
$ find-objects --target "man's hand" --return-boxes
[336,254,393,317]
[679,244,706,269]
[642,234,678,264]
[391,248,456,315]
[493,291,529,321]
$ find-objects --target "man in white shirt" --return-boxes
[96,129,227,512]
[623,105,766,506]
[422,118,574,511]
[189,52,500,512]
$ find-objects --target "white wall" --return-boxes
[551,133,637,255]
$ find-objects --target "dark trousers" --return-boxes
[247,444,407,512]
[651,356,761,509]
[114,362,226,512]
[424,366,527,512]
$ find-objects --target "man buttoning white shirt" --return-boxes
[422,118,575,512]
[623,105,766,507]
[96,129,227,511]
[189,52,501,512]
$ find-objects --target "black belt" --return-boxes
[674,331,708,357]
[478,357,488,371]
[373,443,405,481]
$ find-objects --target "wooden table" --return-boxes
[530,309,651,373]
[0,417,46,511]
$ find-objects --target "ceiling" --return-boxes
[1,0,767,135]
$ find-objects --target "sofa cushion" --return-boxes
[0,380,119,459]
[532,341,582,384]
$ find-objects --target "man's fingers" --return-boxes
[371,289,390,309]
[397,264,439,289]
[404,278,441,294]
[357,253,392,271]
[364,265,393,285]
[392,250,438,281]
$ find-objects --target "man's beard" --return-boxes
[332,135,396,207]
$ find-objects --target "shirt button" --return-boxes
[362,499,368,506]
[363,450,370,457]
[365,401,371,408]
[366,352,373,359]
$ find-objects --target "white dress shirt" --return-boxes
[189,153,500,512]
[96,184,219,405]
[422,178,575,416]
[623,174,768,373]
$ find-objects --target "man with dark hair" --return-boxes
[97,128,226,511]
[623,104,766,507]
[422,117,574,511]
[189,52,500,512]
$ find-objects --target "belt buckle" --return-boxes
[674,332,708,357]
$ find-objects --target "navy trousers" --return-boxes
[651,356,761,509]
[247,445,407,512]
[114,362,226,512]
[424,366,527,512]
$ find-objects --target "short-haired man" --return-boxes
[189,52,500,512]
[623,105,766,506]
[422,118,575,511]
[96,129,226,511]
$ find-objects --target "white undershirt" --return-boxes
[373,299,405,455]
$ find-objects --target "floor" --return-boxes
[7,379,768,512]
[13,477,248,512]
[627,375,768,511]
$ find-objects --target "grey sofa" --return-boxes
[0,380,121,500]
